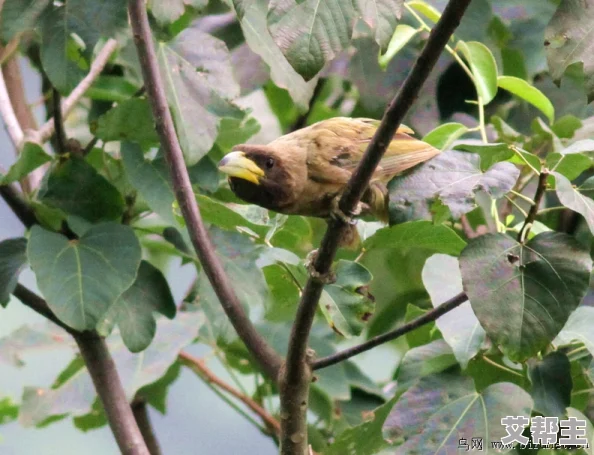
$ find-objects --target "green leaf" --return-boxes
[379,24,418,69]
[551,114,582,139]
[27,223,142,331]
[263,264,301,321]
[457,40,498,104]
[545,0,594,102]
[383,374,533,453]
[388,150,520,219]
[529,351,571,418]
[0,0,51,41]
[325,397,397,455]
[267,0,402,80]
[232,0,316,109]
[554,172,594,235]
[319,260,375,338]
[0,143,52,185]
[407,0,441,23]
[454,142,514,171]
[19,313,201,426]
[396,340,458,391]
[422,122,469,150]
[100,261,176,353]
[121,143,176,225]
[40,0,127,93]
[85,76,140,102]
[93,98,160,149]
[38,157,124,223]
[422,254,485,368]
[497,75,555,123]
[403,304,435,348]
[460,232,593,362]
[364,221,466,256]
[148,0,207,25]
[0,238,28,307]
[555,307,594,355]
[157,28,244,165]
[548,151,593,180]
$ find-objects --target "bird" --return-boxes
[217,117,440,228]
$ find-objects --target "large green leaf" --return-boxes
[460,232,592,361]
[457,40,498,104]
[422,254,485,368]
[364,220,466,256]
[267,0,402,80]
[422,122,469,150]
[0,0,51,41]
[157,28,245,165]
[545,0,594,102]
[27,224,142,331]
[0,143,52,185]
[40,0,127,93]
[148,0,207,25]
[93,98,160,149]
[383,374,533,453]
[529,351,572,418]
[554,173,594,235]
[555,306,594,355]
[0,238,28,307]
[396,340,458,391]
[100,261,176,353]
[388,150,520,219]
[325,397,396,455]
[121,143,176,225]
[19,313,201,426]
[497,75,555,123]
[547,140,594,180]
[38,157,124,223]
[232,0,316,109]
[454,142,514,171]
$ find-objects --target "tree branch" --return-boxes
[517,170,549,243]
[131,398,162,455]
[280,1,473,453]
[0,54,24,148]
[312,292,468,370]
[36,39,118,144]
[12,284,150,455]
[179,351,281,436]
[51,89,67,154]
[127,0,282,380]
[0,183,37,228]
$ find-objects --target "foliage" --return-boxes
[2,0,594,453]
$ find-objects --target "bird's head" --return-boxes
[217,145,292,211]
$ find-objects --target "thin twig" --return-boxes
[131,398,163,455]
[36,39,118,144]
[312,292,468,370]
[460,214,478,238]
[280,1,473,452]
[0,56,24,148]
[0,183,37,228]
[127,0,282,380]
[52,89,67,154]
[517,170,549,243]
[179,351,281,435]
[288,78,324,133]
[12,284,150,455]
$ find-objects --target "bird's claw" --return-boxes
[330,197,359,226]
[305,249,336,284]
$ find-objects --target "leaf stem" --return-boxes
[481,355,524,378]
[517,170,549,243]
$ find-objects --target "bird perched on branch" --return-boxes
[218,117,439,243]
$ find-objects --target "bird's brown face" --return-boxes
[217,147,292,212]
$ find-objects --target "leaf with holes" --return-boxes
[422,254,485,368]
[554,173,594,235]
[27,224,141,331]
[383,374,533,453]
[460,232,592,361]
[388,150,520,219]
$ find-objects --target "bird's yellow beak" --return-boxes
[218,151,264,185]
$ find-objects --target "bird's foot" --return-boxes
[305,249,336,284]
[330,197,360,225]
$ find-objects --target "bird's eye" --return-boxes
[265,158,275,169]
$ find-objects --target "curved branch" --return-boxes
[0,183,37,228]
[127,0,282,380]
[517,170,549,243]
[280,1,474,453]
[312,292,468,370]
[0,55,24,148]
[13,284,150,455]
[131,398,163,455]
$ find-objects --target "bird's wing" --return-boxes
[305,118,439,184]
